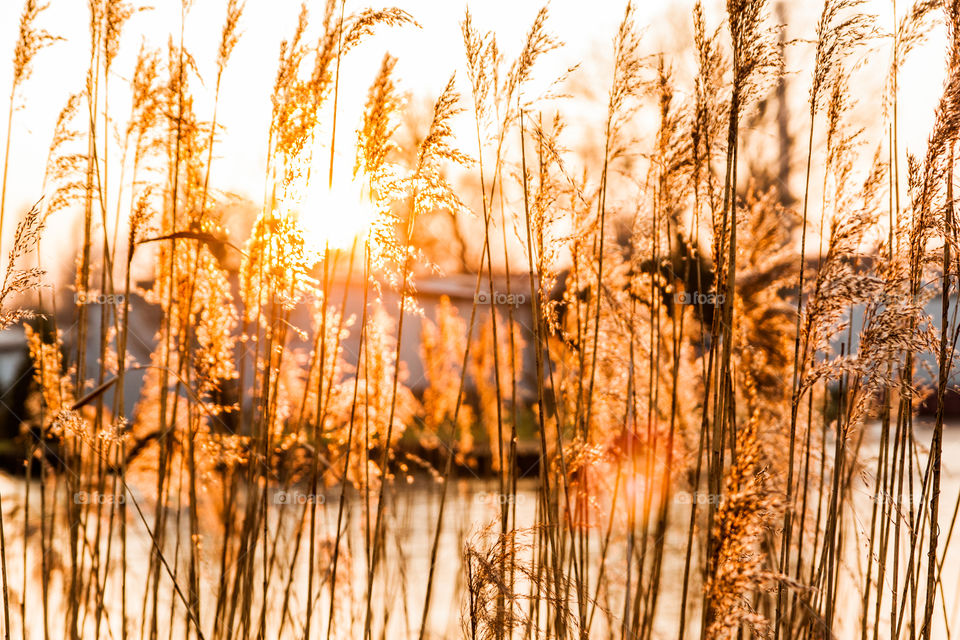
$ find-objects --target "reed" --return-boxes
[1,0,960,638]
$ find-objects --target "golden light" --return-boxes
[296,174,375,255]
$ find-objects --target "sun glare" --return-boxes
[296,175,374,254]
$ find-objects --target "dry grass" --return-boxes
[0,0,958,638]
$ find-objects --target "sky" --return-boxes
[0,0,637,218]
[0,0,951,273]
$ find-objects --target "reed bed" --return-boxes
[0,0,958,638]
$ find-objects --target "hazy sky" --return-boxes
[0,0,949,267]
[0,0,640,217]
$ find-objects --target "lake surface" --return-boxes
[0,422,957,638]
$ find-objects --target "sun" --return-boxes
[296,173,375,254]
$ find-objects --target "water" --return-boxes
[0,424,957,638]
